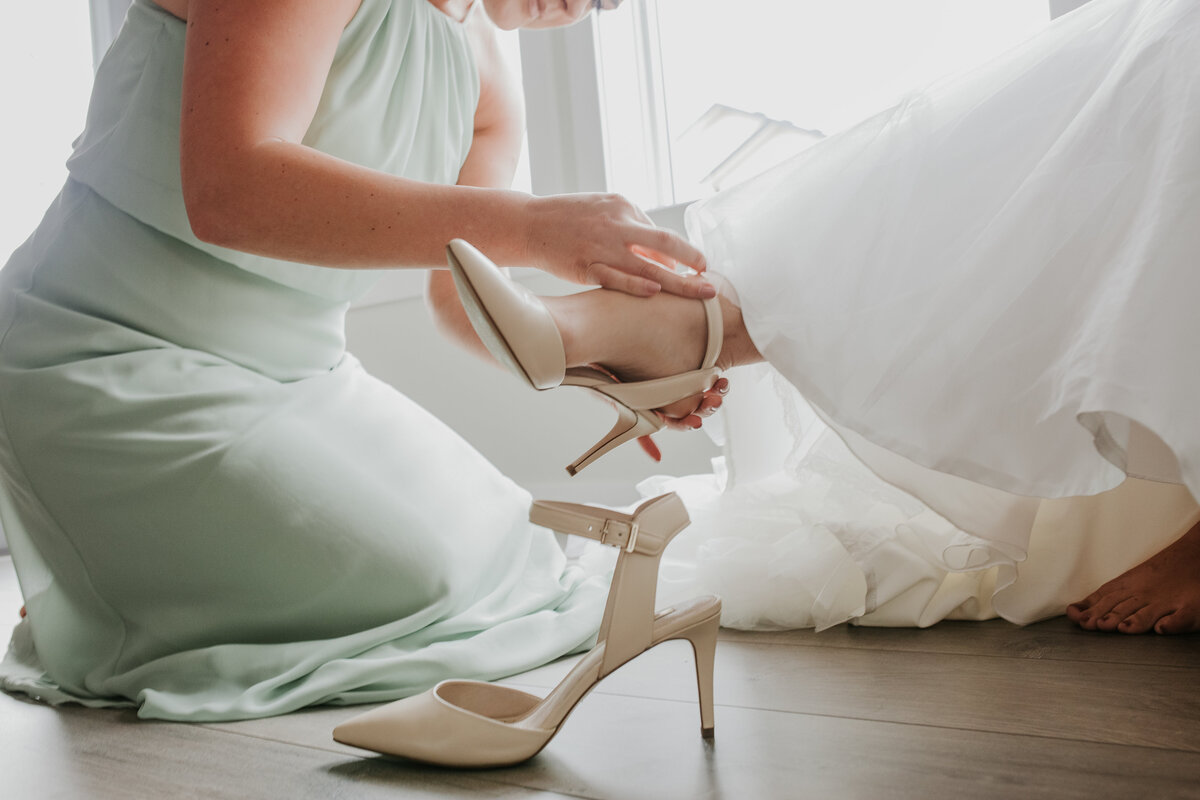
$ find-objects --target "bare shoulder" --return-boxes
[464,5,523,129]
[464,5,507,83]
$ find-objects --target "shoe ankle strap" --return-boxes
[528,493,689,556]
[700,294,722,371]
[530,493,690,677]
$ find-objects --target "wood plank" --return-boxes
[0,697,574,800]
[507,692,1200,800]
[131,690,1200,800]
[189,690,1200,800]
[499,638,1200,753]
[6,554,1200,799]
[718,617,1200,668]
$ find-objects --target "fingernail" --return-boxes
[698,282,717,299]
[717,382,729,394]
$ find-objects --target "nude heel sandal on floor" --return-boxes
[444,239,724,476]
[332,492,722,768]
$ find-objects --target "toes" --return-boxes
[1066,589,1104,621]
[1071,591,1125,630]
[1096,596,1147,633]
[1095,611,1128,632]
[1155,609,1198,635]
[1116,604,1159,634]
[1065,602,1090,623]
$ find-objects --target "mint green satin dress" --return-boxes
[0,0,605,721]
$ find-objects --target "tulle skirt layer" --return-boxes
[673,0,1200,628]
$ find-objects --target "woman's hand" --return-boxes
[523,193,715,299]
[637,377,730,461]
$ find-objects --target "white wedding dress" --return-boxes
[648,0,1200,629]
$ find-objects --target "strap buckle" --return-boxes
[600,519,640,553]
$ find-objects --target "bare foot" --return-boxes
[428,264,760,425]
[1066,516,1200,634]
[546,280,761,424]
[548,279,759,383]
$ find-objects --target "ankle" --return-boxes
[546,288,708,379]
[545,289,613,369]
[712,279,761,370]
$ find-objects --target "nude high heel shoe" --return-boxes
[444,239,723,475]
[331,492,721,768]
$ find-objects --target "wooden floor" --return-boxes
[2,555,1198,799]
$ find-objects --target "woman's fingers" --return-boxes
[656,388,725,429]
[637,435,662,462]
[594,202,714,297]
[658,379,728,426]
[529,192,716,298]
[649,267,717,299]
[696,392,724,417]
[587,263,661,297]
[635,379,730,460]
[595,261,713,298]
[627,226,708,274]
[598,248,715,298]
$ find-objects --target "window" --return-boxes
[0,3,95,265]
[524,1,1053,213]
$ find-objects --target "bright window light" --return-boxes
[496,27,533,194]
[0,3,94,266]
[597,0,1050,208]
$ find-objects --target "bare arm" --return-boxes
[428,10,525,354]
[429,16,725,436]
[178,0,713,295]
[180,0,532,270]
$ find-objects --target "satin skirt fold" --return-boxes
[0,181,606,720]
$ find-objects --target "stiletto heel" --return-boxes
[678,614,718,738]
[332,492,722,767]
[444,239,723,475]
[566,403,659,476]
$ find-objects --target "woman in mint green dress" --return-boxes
[0,0,719,721]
